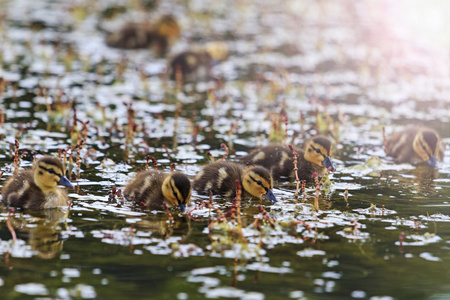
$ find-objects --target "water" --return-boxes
[0,0,449,299]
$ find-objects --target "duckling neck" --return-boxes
[42,189,68,208]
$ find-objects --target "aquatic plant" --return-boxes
[13,139,27,173]
[288,144,300,196]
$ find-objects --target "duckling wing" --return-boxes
[194,162,243,198]
[240,145,294,179]
[2,170,45,209]
[106,23,153,49]
[386,128,418,163]
[124,170,166,209]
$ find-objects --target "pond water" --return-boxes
[0,0,449,299]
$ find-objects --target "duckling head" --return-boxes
[161,172,192,212]
[155,15,181,42]
[304,136,336,171]
[33,157,73,192]
[413,130,440,167]
[242,166,277,203]
[205,41,228,62]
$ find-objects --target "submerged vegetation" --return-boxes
[0,0,449,299]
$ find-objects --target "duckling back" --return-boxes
[124,170,191,211]
[193,161,277,202]
[169,50,213,82]
[169,42,228,82]
[124,170,166,209]
[193,161,244,198]
[387,126,444,165]
[2,170,43,209]
[240,145,326,182]
[106,23,154,49]
[105,15,180,55]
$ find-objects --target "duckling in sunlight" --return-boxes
[386,126,445,167]
[124,170,191,212]
[169,41,228,82]
[240,135,336,182]
[193,161,277,203]
[105,15,180,55]
[1,156,73,209]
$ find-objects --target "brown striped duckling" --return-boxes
[2,156,73,209]
[169,41,228,82]
[106,15,180,55]
[386,126,445,167]
[240,135,335,182]
[193,161,277,203]
[124,170,191,212]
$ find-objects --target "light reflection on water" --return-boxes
[0,0,449,299]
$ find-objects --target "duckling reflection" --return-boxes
[386,126,445,167]
[8,214,66,259]
[240,135,335,182]
[134,214,191,240]
[398,166,440,195]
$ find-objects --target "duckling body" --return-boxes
[169,41,228,82]
[106,15,180,55]
[2,157,73,209]
[386,126,445,167]
[193,161,277,202]
[124,170,191,211]
[240,136,335,182]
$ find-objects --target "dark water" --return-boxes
[0,0,449,299]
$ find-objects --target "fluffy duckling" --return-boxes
[169,41,228,82]
[240,136,336,182]
[106,15,180,55]
[124,170,191,212]
[1,157,73,209]
[193,161,277,203]
[386,126,445,167]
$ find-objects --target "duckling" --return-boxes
[169,41,228,82]
[106,14,180,55]
[193,161,277,203]
[1,156,73,209]
[386,126,445,167]
[124,170,191,212]
[240,135,336,182]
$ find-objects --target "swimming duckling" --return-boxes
[240,135,335,182]
[124,170,191,212]
[386,126,445,167]
[1,156,73,209]
[169,41,228,82]
[106,14,180,55]
[193,161,277,203]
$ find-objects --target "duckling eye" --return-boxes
[47,168,56,175]
[256,180,262,185]
[315,148,321,154]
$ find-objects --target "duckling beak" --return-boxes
[177,204,186,212]
[323,156,336,172]
[264,189,278,203]
[427,156,437,168]
[58,176,74,189]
